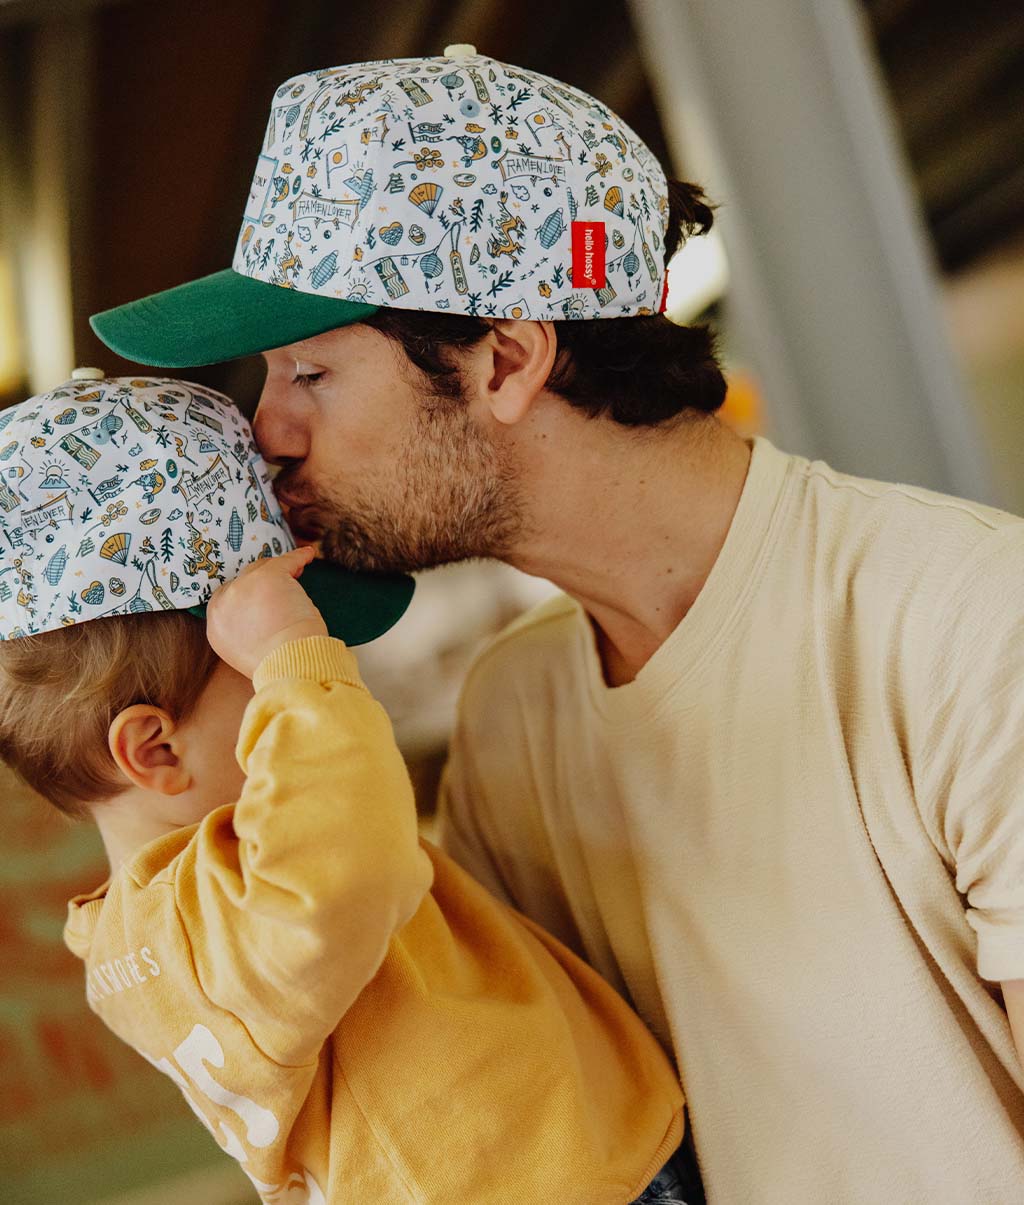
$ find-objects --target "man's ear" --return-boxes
[474,319,558,426]
[108,706,191,796]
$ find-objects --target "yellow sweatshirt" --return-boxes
[64,637,683,1204]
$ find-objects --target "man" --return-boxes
[91,46,1024,1203]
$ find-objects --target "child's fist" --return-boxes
[206,547,328,678]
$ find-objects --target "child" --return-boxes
[0,375,693,1204]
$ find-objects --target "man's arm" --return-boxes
[914,526,1024,1054]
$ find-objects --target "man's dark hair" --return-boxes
[364,180,727,427]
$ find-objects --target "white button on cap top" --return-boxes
[443,44,477,57]
[70,367,105,381]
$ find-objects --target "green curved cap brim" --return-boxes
[188,559,415,648]
[90,269,379,368]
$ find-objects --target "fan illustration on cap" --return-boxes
[0,378,290,640]
[232,51,669,321]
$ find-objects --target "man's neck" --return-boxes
[507,416,752,686]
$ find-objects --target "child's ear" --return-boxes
[108,706,191,796]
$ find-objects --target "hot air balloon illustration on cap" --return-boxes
[409,181,443,216]
[604,186,624,218]
[536,210,566,250]
[227,508,244,553]
[43,547,68,586]
[310,252,338,289]
[100,532,131,565]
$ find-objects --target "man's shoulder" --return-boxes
[460,591,581,709]
[793,452,1024,599]
[801,454,1023,546]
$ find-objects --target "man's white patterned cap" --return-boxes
[90,46,670,368]
[0,374,413,642]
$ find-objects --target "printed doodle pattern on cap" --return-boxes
[0,377,294,639]
[231,52,669,321]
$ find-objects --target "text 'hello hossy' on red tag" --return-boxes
[571,221,606,289]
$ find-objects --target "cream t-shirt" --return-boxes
[439,437,1024,1203]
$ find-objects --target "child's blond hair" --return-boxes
[0,613,218,817]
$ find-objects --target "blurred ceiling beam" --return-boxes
[886,9,1024,142]
[863,0,1024,269]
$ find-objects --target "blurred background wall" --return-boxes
[0,1,1021,1201]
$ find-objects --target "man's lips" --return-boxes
[273,483,304,510]
[275,490,323,541]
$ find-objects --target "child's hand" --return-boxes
[206,547,328,678]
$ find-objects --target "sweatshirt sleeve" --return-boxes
[914,525,1024,983]
[178,635,434,1067]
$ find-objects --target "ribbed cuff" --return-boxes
[253,635,365,693]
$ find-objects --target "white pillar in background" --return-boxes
[630,0,997,505]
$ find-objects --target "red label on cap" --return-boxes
[659,266,670,313]
[571,221,606,288]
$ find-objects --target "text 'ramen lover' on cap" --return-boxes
[0,373,413,644]
[90,44,670,368]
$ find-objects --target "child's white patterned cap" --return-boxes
[90,46,670,368]
[0,373,413,642]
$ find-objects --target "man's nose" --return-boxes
[252,388,299,468]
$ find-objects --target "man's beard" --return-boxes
[280,402,525,575]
